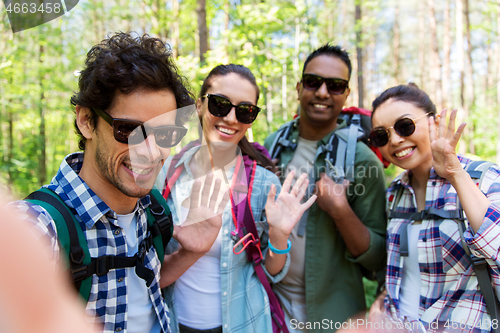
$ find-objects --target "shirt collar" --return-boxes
[50,152,151,229]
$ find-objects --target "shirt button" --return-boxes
[432,181,437,186]
[222,262,227,268]
[422,237,427,242]
[115,328,122,332]
[114,229,121,235]
[225,324,228,329]
[118,278,124,283]
[223,291,227,296]
[224,229,229,235]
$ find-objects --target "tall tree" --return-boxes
[196,0,209,64]
[355,0,364,108]
[456,0,466,154]
[442,0,452,108]
[464,0,475,154]
[427,0,442,110]
[393,1,400,85]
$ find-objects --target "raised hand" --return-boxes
[265,170,317,238]
[173,173,230,254]
[429,109,467,181]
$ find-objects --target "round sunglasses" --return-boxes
[92,107,187,148]
[202,94,261,124]
[301,73,349,95]
[369,112,433,147]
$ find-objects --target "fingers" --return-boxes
[295,178,310,203]
[209,177,221,211]
[446,109,457,140]
[282,169,295,193]
[290,172,308,196]
[450,122,466,148]
[266,183,276,208]
[217,187,230,215]
[302,194,317,211]
[190,179,202,209]
[438,108,447,139]
[201,173,214,207]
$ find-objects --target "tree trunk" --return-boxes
[427,0,442,110]
[456,0,466,154]
[464,0,475,154]
[442,0,452,108]
[392,1,400,85]
[196,0,209,64]
[172,0,180,57]
[355,0,364,108]
[418,0,426,90]
[39,44,46,186]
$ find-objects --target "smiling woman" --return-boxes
[369,83,500,333]
[158,64,316,333]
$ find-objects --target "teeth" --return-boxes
[217,126,236,135]
[395,147,414,158]
[313,104,328,109]
[126,164,151,175]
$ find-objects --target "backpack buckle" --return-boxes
[325,158,344,183]
[95,256,113,276]
[71,266,88,282]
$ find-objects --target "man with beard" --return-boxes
[12,32,227,333]
[264,44,387,332]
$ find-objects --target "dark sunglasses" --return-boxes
[368,112,433,147]
[301,73,349,95]
[91,107,187,148]
[202,94,261,124]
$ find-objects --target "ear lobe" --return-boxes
[75,106,94,140]
[296,82,301,99]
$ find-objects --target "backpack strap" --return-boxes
[147,188,174,264]
[25,188,92,301]
[268,120,296,160]
[232,160,289,333]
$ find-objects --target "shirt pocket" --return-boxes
[439,219,471,274]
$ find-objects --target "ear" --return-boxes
[344,87,351,102]
[196,98,203,117]
[296,81,301,100]
[75,105,94,140]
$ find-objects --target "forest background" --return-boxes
[1,0,500,305]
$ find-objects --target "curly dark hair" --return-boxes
[70,32,195,150]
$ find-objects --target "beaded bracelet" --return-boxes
[268,239,292,254]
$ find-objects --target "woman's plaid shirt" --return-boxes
[384,156,500,333]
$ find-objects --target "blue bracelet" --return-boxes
[268,239,292,254]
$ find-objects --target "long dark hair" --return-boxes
[372,83,436,118]
[199,64,275,171]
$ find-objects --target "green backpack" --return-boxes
[25,187,173,302]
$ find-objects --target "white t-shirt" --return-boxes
[174,206,223,329]
[399,222,422,320]
[116,207,161,333]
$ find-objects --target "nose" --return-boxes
[388,127,404,146]
[135,132,168,162]
[223,106,238,123]
[315,82,330,98]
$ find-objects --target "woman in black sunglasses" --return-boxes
[158,64,315,333]
[369,83,500,332]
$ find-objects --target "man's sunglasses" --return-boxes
[301,73,349,95]
[368,112,433,147]
[91,107,187,148]
[202,94,260,124]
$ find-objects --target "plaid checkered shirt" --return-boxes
[384,155,500,333]
[12,152,170,333]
